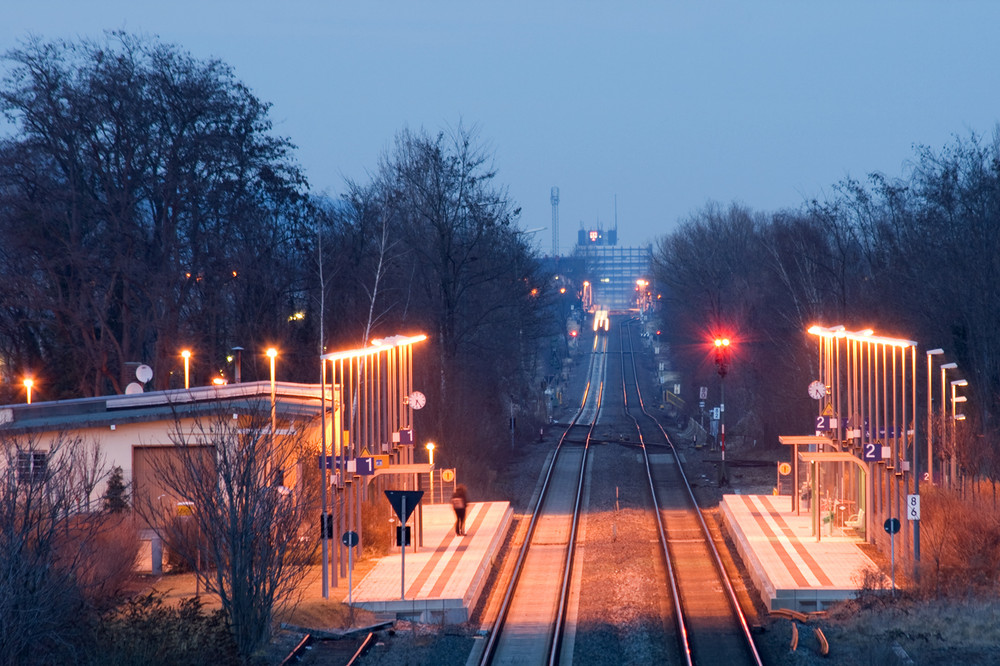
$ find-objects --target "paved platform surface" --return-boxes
[720,494,876,613]
[350,501,512,623]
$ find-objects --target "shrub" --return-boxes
[95,593,239,666]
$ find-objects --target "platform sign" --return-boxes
[317,454,336,470]
[906,494,920,521]
[355,457,376,475]
[862,442,879,462]
[815,416,838,432]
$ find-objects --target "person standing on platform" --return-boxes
[451,484,469,536]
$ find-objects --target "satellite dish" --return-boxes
[136,364,153,383]
[125,382,144,395]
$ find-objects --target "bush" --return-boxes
[95,593,239,666]
[58,512,141,611]
[917,485,1000,597]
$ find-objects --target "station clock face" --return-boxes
[808,381,827,400]
[408,391,426,410]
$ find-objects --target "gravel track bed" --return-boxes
[567,444,675,665]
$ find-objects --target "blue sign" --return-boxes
[342,530,359,547]
[357,457,376,476]
[317,455,336,470]
[815,416,838,431]
[862,442,880,462]
[385,490,424,522]
[883,517,900,535]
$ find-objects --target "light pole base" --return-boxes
[717,460,729,487]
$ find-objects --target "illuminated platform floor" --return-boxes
[350,501,512,623]
[720,494,877,613]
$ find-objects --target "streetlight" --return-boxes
[426,442,436,502]
[714,336,731,484]
[181,349,192,389]
[940,362,957,485]
[926,349,944,484]
[23,378,33,404]
[635,278,650,315]
[267,348,278,443]
[950,378,968,488]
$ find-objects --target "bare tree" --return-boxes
[0,432,136,665]
[137,403,317,661]
[0,32,310,397]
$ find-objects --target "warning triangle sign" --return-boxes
[822,403,834,417]
[384,490,424,522]
[360,447,371,458]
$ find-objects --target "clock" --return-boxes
[808,381,827,400]
[407,391,426,410]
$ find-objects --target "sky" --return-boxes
[3,2,1000,252]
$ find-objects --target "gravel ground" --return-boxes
[567,443,677,665]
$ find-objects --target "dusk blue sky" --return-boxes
[4,2,1000,252]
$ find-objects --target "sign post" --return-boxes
[884,517,901,595]
[342,531,359,604]
[385,490,424,600]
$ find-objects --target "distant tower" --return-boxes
[550,186,560,256]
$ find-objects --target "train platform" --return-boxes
[720,493,877,613]
[349,501,513,623]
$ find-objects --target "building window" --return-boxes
[17,451,47,483]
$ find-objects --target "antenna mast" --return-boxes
[550,186,560,256]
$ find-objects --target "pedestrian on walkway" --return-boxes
[451,484,469,536]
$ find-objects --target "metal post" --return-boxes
[320,359,329,599]
[912,346,920,563]
[400,495,407,600]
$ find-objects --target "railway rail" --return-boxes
[480,317,761,665]
[479,333,608,665]
[619,318,762,665]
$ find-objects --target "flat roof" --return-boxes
[778,435,834,446]
[0,381,326,434]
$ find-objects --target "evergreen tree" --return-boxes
[103,466,129,513]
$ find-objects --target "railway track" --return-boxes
[480,318,761,665]
[619,318,762,665]
[479,333,608,665]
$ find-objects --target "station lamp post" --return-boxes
[23,378,33,404]
[939,362,957,485]
[181,349,192,389]
[426,442,436,502]
[950,378,968,488]
[635,279,649,314]
[714,336,731,483]
[267,348,278,443]
[925,349,943,484]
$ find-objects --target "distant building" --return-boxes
[573,225,652,312]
